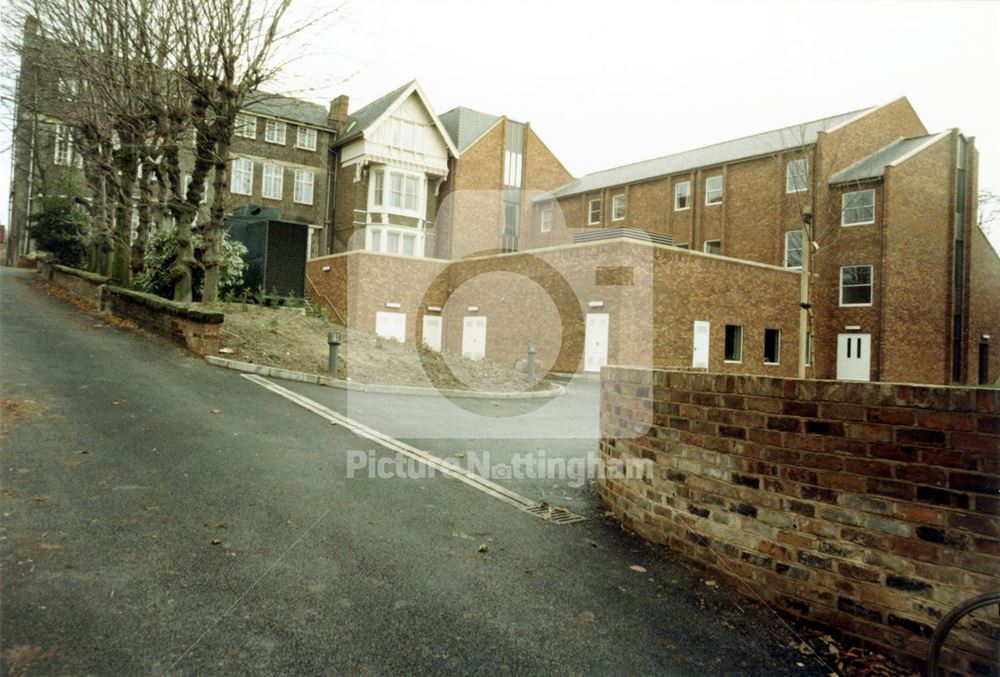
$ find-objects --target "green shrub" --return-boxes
[134,227,247,301]
[27,173,91,266]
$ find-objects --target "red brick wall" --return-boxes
[968,226,1000,384]
[307,240,800,377]
[599,366,999,672]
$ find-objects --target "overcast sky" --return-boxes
[4,0,1000,247]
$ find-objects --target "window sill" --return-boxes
[839,303,873,308]
[723,360,742,364]
[841,221,875,227]
[786,188,808,194]
[293,200,314,206]
[705,201,722,207]
[764,362,780,366]
[264,139,285,146]
[674,206,690,212]
[230,191,253,197]
[262,195,283,201]
[295,146,317,152]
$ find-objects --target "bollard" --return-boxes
[327,331,342,373]
[527,343,537,382]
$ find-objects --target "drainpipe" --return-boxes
[876,176,887,382]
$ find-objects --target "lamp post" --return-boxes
[798,207,814,379]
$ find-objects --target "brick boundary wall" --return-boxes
[104,287,223,355]
[598,367,999,672]
[46,264,110,310]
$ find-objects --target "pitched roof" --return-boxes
[541,107,873,201]
[439,107,502,152]
[244,91,332,129]
[334,80,415,146]
[828,133,945,184]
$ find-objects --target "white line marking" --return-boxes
[242,374,539,510]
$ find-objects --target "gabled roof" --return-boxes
[334,80,459,157]
[540,106,873,201]
[439,107,502,152]
[828,132,948,185]
[244,91,332,129]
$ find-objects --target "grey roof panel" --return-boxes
[543,107,873,200]
[439,107,502,152]
[334,80,415,146]
[244,91,332,129]
[827,135,936,184]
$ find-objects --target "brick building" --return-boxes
[8,24,997,387]
[310,88,999,387]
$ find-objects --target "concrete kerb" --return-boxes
[204,355,566,400]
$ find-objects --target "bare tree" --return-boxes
[979,189,999,239]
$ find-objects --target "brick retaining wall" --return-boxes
[598,367,999,672]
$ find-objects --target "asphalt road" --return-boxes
[0,267,832,676]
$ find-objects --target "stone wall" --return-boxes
[598,366,999,672]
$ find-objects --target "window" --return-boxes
[264,120,286,145]
[366,225,423,257]
[262,164,283,200]
[842,189,875,226]
[540,207,553,232]
[588,199,601,225]
[705,175,723,205]
[372,171,384,207]
[764,329,780,364]
[293,169,314,205]
[704,239,721,255]
[296,127,317,150]
[840,265,873,306]
[725,324,743,362]
[235,114,257,139]
[183,174,208,203]
[612,194,626,221]
[786,159,808,193]
[784,230,804,268]
[230,158,253,195]
[674,181,690,210]
[388,173,419,212]
[53,124,74,166]
[58,77,80,98]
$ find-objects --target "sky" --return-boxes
[4,0,1000,247]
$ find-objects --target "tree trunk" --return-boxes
[172,100,213,302]
[201,135,231,303]
[130,162,154,276]
[111,129,139,287]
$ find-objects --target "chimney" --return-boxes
[329,95,352,135]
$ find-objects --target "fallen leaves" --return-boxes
[143,505,159,512]
[210,409,221,414]
[629,565,647,573]
[477,543,489,553]
[3,645,57,676]
[210,539,222,546]
[32,495,52,503]
[0,395,48,442]
[205,522,227,529]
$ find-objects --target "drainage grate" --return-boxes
[524,504,586,524]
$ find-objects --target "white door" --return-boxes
[692,321,710,369]
[462,316,486,360]
[584,313,610,373]
[375,311,406,343]
[422,315,442,352]
[837,333,871,381]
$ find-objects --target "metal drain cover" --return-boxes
[524,505,586,524]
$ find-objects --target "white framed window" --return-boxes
[54,124,74,166]
[264,119,287,145]
[705,175,723,205]
[764,328,780,365]
[366,225,424,257]
[784,230,804,268]
[235,114,257,139]
[388,172,419,212]
[372,170,384,207]
[183,174,208,204]
[674,181,690,210]
[611,194,625,221]
[840,265,873,306]
[704,239,721,255]
[390,119,422,152]
[540,207,553,232]
[588,198,601,225]
[230,158,253,195]
[296,127,317,150]
[724,324,743,362]
[786,159,808,193]
[58,77,80,98]
[842,189,875,226]
[293,168,314,205]
[262,163,283,200]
